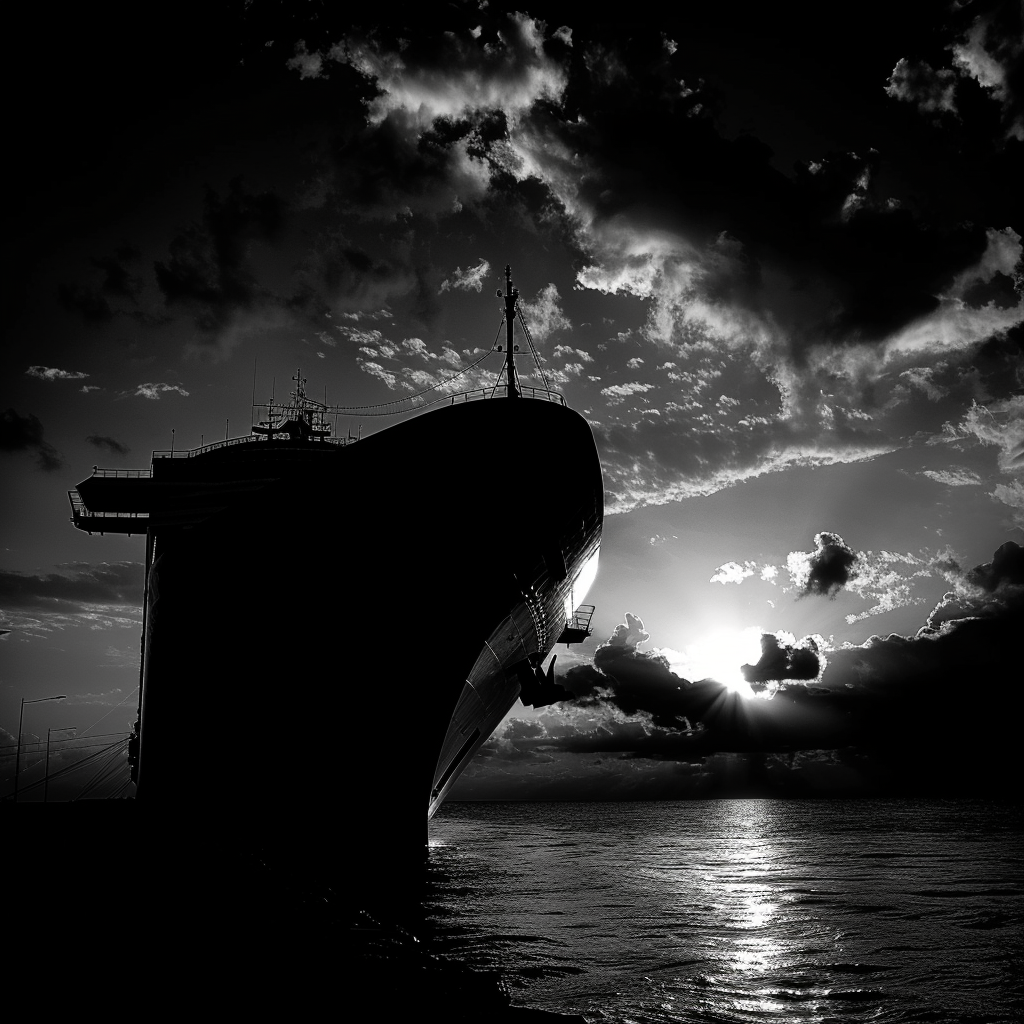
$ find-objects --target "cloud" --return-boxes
[57,246,149,326]
[521,282,570,341]
[786,532,859,598]
[0,561,144,637]
[57,283,115,324]
[883,12,1023,143]
[713,540,941,625]
[885,58,958,117]
[922,468,982,487]
[991,479,1024,528]
[710,561,755,585]
[347,322,501,397]
[600,381,654,401]
[440,260,490,293]
[275,9,1020,516]
[132,383,189,400]
[951,12,1024,141]
[328,15,567,130]
[0,409,63,471]
[154,178,285,347]
[286,14,569,221]
[952,396,1024,472]
[470,543,1022,795]
[294,239,416,315]
[741,633,822,687]
[286,39,324,80]
[86,435,130,456]
[608,612,649,648]
[26,366,89,382]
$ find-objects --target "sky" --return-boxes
[1,1,1021,799]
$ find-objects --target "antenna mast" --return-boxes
[503,264,521,399]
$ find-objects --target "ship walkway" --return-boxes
[68,489,149,535]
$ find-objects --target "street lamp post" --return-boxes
[13,695,67,803]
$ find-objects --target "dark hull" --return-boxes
[75,396,602,912]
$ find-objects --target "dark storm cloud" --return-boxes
[94,248,144,301]
[525,22,994,351]
[57,249,146,326]
[560,614,775,738]
[292,237,416,315]
[517,542,1023,795]
[965,539,1024,592]
[86,435,130,457]
[0,409,63,471]
[305,5,1012,355]
[790,532,859,598]
[154,178,285,336]
[0,562,144,613]
[57,282,115,325]
[288,13,566,221]
[275,6,1020,513]
[741,634,822,689]
[947,3,1024,142]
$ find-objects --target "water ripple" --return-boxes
[427,799,1022,1023]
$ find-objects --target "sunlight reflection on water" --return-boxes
[426,799,1021,1024]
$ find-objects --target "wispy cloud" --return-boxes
[0,561,144,637]
[521,282,571,341]
[86,435,130,456]
[439,260,490,293]
[922,467,982,487]
[132,383,189,400]
[26,366,89,382]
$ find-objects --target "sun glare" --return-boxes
[667,626,764,699]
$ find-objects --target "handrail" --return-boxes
[89,467,152,479]
[140,387,565,463]
[152,434,352,459]
[68,490,148,522]
[448,386,565,406]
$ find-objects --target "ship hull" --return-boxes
[96,396,602,913]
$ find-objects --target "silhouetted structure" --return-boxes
[69,266,604,918]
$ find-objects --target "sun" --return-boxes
[666,626,764,699]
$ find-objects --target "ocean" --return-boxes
[425,799,1022,1023]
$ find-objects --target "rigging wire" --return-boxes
[77,687,139,738]
[308,347,497,415]
[9,736,128,799]
[72,739,130,801]
[0,732,131,753]
[516,305,551,391]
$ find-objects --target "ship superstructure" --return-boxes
[69,265,603,908]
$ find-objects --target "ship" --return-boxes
[68,265,603,912]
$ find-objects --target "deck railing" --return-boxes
[152,433,352,459]
[89,467,152,478]
[135,387,564,462]
[447,385,566,406]
[68,490,149,529]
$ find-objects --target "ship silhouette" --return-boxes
[69,266,604,914]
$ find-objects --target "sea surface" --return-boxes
[425,800,1022,1023]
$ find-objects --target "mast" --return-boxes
[503,264,520,399]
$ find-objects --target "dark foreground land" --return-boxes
[5,807,583,1021]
